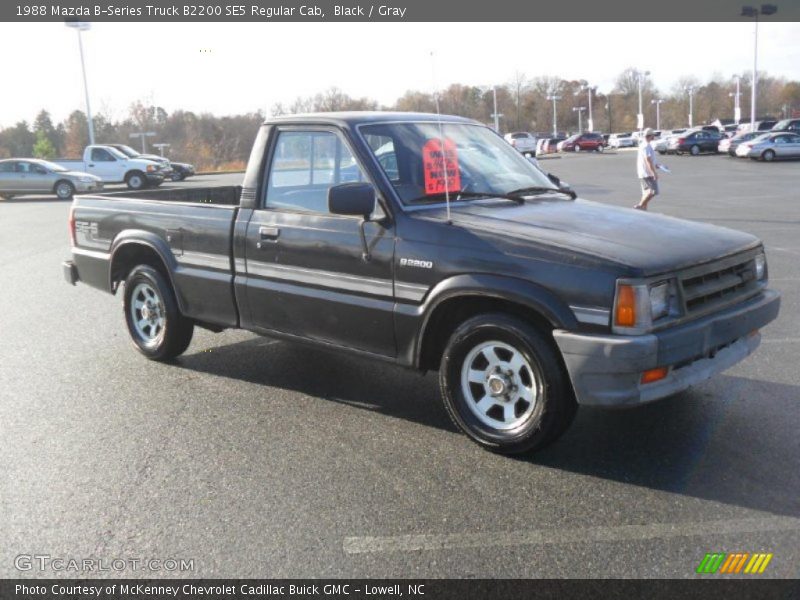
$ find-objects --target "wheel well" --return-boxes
[52,179,73,193]
[125,170,144,182]
[418,296,556,371]
[110,243,170,294]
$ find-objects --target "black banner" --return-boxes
[3,0,800,22]
[2,580,800,600]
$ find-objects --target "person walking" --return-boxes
[634,128,661,210]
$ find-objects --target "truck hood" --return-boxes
[417,197,760,276]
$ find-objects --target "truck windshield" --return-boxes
[359,122,556,205]
[113,145,140,158]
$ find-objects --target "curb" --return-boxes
[196,170,246,175]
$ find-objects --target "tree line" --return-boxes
[2,69,799,171]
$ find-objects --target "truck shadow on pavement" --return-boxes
[177,339,800,518]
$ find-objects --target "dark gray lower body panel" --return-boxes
[553,289,780,407]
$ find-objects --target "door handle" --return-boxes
[256,226,280,249]
[88,164,95,167]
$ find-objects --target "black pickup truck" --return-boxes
[63,112,780,454]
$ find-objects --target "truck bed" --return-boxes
[94,185,241,205]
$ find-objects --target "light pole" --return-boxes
[153,143,170,157]
[572,107,586,133]
[730,75,743,123]
[685,86,695,128]
[65,21,95,146]
[130,131,156,153]
[634,69,650,132]
[651,98,664,130]
[490,86,503,132]
[577,83,595,131]
[547,93,562,136]
[742,4,778,131]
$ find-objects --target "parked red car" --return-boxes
[559,132,605,152]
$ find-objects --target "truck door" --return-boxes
[86,147,122,182]
[243,127,396,357]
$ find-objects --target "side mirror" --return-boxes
[328,182,375,219]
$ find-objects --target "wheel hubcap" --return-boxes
[460,341,540,431]
[130,282,165,344]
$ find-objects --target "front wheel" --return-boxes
[690,145,700,156]
[439,313,577,455]
[125,171,147,190]
[574,144,581,152]
[54,180,75,200]
[762,149,776,162]
[597,145,604,153]
[170,171,184,182]
[123,265,194,360]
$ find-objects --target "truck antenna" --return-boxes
[431,51,452,225]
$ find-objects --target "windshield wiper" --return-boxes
[410,190,525,205]
[505,186,576,200]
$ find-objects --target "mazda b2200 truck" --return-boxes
[63,112,780,454]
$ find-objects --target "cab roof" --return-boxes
[264,111,479,127]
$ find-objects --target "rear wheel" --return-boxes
[439,313,577,455]
[125,171,147,190]
[762,149,776,162]
[596,145,604,152]
[54,180,75,200]
[123,265,193,361]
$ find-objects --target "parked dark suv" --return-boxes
[559,132,605,152]
[667,129,723,155]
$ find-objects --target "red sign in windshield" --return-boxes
[422,138,461,195]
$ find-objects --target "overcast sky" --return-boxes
[1,21,799,128]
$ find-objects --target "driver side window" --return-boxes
[265,130,367,214]
[91,148,115,162]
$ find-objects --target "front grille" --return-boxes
[680,256,757,315]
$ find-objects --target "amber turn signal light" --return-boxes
[615,284,637,327]
[641,367,669,385]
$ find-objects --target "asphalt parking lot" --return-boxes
[1,152,798,579]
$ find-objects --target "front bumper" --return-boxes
[73,180,103,193]
[146,172,166,184]
[553,289,781,407]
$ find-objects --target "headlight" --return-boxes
[755,253,767,280]
[649,281,670,321]
[613,279,678,334]
[146,165,156,172]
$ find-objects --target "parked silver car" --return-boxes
[734,132,800,161]
[0,158,103,199]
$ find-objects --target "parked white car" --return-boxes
[504,132,538,155]
[53,145,169,190]
[608,133,636,148]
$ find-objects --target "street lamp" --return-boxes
[572,107,587,133]
[65,21,95,146]
[546,93,562,136]
[741,4,778,131]
[651,98,664,130]
[685,86,695,128]
[490,86,503,132]
[634,69,650,132]
[730,75,743,123]
[577,83,595,132]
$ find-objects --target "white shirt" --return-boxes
[637,141,656,179]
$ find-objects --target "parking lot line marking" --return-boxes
[342,516,800,554]
[762,338,800,344]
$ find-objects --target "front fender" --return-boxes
[396,273,577,368]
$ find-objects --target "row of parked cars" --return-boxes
[652,118,800,160]
[0,144,195,200]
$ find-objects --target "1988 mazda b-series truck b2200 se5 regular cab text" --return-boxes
[63,112,781,454]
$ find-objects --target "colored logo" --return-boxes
[696,552,773,574]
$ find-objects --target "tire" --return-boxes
[125,171,147,190]
[123,265,193,361]
[597,145,604,153]
[762,149,776,162]
[690,145,700,156]
[439,313,577,455]
[170,171,184,182]
[54,180,75,200]
[0,194,13,200]
[574,144,581,152]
